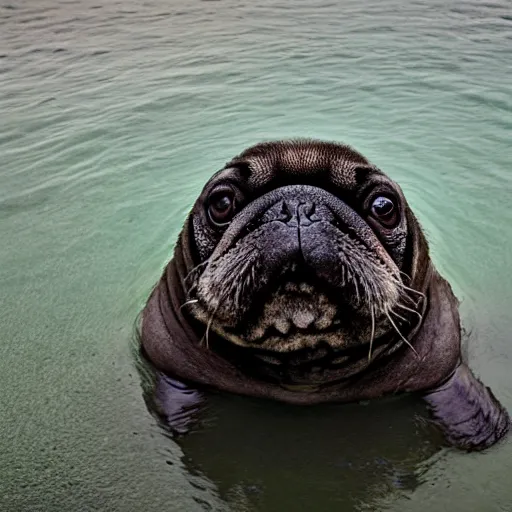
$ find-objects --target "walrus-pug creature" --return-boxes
[141,139,509,450]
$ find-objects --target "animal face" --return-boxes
[184,140,428,366]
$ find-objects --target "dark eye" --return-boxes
[370,196,399,227]
[208,189,236,226]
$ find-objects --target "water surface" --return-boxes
[1,0,511,510]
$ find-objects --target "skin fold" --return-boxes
[141,139,509,451]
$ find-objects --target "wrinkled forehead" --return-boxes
[225,139,384,191]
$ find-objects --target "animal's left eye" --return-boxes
[208,188,236,226]
[370,196,399,228]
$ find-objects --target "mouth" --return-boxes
[231,267,340,339]
[190,262,393,352]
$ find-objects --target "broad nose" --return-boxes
[277,199,320,227]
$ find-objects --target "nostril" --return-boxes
[298,202,318,224]
[278,200,293,223]
[305,202,316,218]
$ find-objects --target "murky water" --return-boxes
[1,0,511,510]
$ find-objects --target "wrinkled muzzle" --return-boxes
[189,186,402,349]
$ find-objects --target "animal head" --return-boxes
[179,140,430,368]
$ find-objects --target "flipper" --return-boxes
[422,363,510,451]
[154,373,206,435]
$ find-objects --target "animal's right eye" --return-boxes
[207,187,237,226]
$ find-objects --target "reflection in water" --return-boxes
[138,350,444,511]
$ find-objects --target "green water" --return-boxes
[1,0,511,510]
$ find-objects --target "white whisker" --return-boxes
[179,299,199,311]
[399,270,412,283]
[390,309,408,323]
[395,302,423,323]
[400,284,426,301]
[205,314,214,350]
[184,260,209,283]
[385,310,419,358]
[368,305,376,361]
[200,304,219,350]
